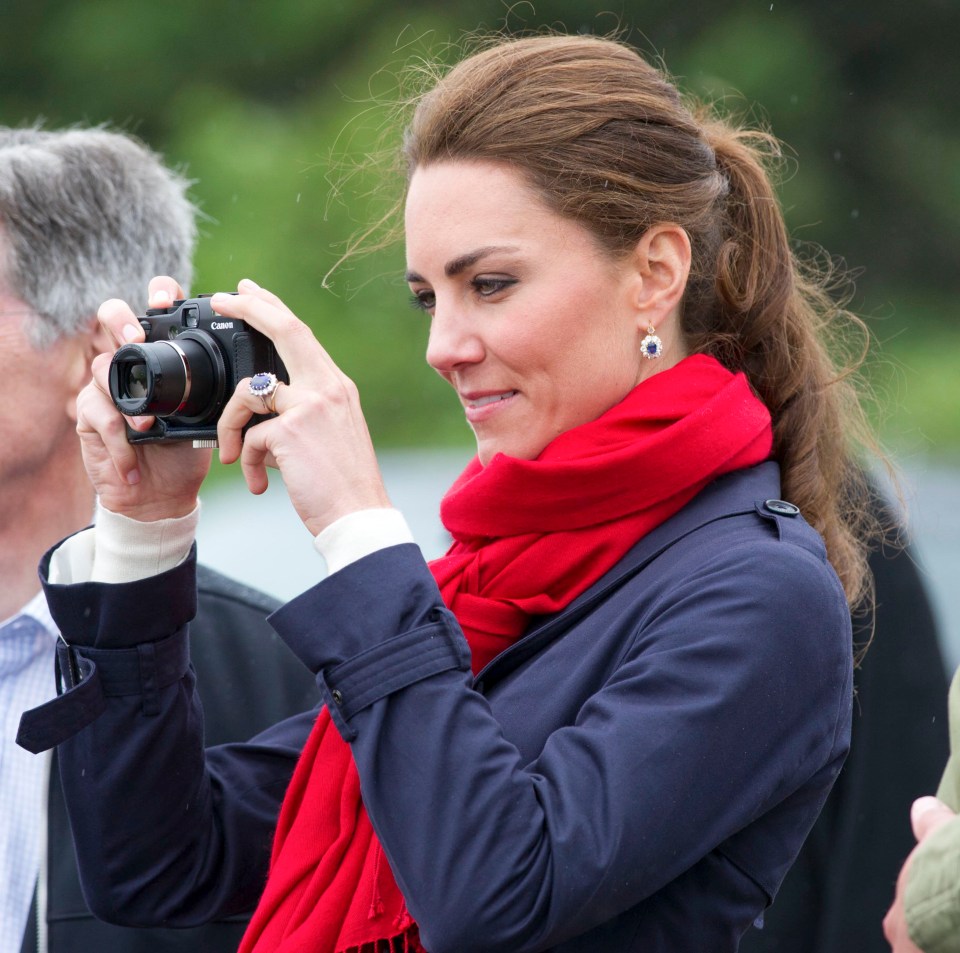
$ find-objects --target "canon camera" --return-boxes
[108,294,287,447]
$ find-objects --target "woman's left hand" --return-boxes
[212,279,392,536]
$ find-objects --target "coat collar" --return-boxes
[474,461,783,687]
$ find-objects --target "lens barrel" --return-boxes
[109,333,224,422]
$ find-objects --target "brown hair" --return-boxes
[401,33,880,608]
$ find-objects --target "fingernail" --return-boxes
[912,796,943,821]
[126,468,141,486]
[239,278,260,291]
[131,416,151,429]
[122,324,141,342]
[152,289,172,305]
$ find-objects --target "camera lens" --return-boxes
[123,362,150,401]
[109,335,224,421]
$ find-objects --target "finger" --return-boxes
[99,278,186,349]
[90,351,115,395]
[881,906,902,947]
[76,382,142,486]
[234,277,297,316]
[98,298,144,348]
[911,796,956,841]
[147,275,186,308]
[215,376,269,465]
[237,422,273,495]
[209,284,337,381]
[217,376,292,464]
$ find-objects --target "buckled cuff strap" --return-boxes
[16,628,190,754]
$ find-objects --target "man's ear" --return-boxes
[630,223,692,325]
[86,316,113,362]
[63,318,112,422]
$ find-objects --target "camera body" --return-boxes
[108,294,287,447]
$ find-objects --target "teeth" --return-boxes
[469,392,516,408]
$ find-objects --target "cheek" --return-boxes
[488,321,548,374]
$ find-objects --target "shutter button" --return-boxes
[763,499,800,516]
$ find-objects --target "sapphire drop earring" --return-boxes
[641,325,663,359]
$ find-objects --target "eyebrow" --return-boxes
[404,245,520,284]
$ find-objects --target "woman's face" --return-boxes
[405,160,655,465]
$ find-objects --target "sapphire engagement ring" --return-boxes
[249,372,280,414]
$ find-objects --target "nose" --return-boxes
[425,303,484,376]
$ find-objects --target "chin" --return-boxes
[476,438,544,467]
[476,442,505,467]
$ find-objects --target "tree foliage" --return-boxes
[2,0,956,450]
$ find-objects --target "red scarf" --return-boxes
[238,354,773,953]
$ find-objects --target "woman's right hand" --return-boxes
[76,276,212,522]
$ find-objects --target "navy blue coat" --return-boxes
[20,462,853,952]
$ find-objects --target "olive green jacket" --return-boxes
[906,666,960,952]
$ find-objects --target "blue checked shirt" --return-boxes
[0,592,58,951]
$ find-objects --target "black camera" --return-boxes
[108,294,287,447]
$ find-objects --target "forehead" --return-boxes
[404,160,603,268]
[406,161,544,224]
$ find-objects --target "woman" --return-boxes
[23,33,869,953]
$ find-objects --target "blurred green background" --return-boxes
[3,0,957,466]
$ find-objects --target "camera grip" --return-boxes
[125,420,215,445]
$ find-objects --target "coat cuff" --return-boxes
[39,536,199,648]
[17,628,191,753]
[16,540,201,753]
[269,543,470,739]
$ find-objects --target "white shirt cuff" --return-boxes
[49,504,411,588]
[49,502,200,585]
[312,508,415,576]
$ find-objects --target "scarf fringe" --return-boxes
[335,922,424,953]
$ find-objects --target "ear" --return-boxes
[63,317,112,423]
[85,314,114,362]
[630,223,692,327]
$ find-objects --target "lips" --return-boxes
[460,389,520,426]
[466,390,518,408]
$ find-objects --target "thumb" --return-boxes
[911,796,956,842]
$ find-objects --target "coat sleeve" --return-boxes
[21,543,318,926]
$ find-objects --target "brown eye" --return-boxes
[472,277,517,297]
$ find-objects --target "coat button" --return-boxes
[763,499,800,516]
[331,689,344,706]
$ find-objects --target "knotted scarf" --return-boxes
[238,354,773,953]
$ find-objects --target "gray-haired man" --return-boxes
[0,125,317,953]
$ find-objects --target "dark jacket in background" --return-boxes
[20,564,320,953]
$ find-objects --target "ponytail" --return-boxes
[689,118,878,612]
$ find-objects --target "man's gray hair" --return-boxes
[0,124,198,347]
